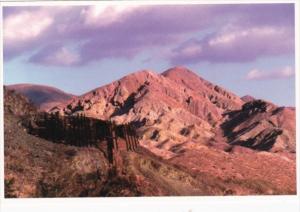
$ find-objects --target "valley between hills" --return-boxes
[4,66,296,197]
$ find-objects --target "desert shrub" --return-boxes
[99,174,141,197]
[64,149,77,158]
[5,178,17,198]
[37,179,63,197]
[180,128,190,136]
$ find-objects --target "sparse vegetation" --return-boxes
[5,178,17,198]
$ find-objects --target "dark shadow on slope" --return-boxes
[111,93,136,117]
[230,129,282,151]
[111,83,149,117]
[221,100,282,151]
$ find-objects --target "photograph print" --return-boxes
[3,2,296,197]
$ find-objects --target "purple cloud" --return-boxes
[246,66,295,80]
[3,6,83,60]
[3,4,295,66]
[169,25,294,64]
[29,43,81,66]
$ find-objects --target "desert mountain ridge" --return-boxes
[7,67,293,111]
[6,66,295,157]
[46,66,295,157]
[4,66,296,197]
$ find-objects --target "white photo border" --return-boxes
[0,1,299,212]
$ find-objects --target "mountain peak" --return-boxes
[162,66,244,111]
[131,69,158,78]
[162,66,198,78]
[115,69,161,86]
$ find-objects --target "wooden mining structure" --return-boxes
[26,112,140,164]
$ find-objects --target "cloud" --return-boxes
[80,5,139,27]
[169,25,294,64]
[3,8,53,59]
[29,44,80,66]
[168,4,294,64]
[246,66,295,80]
[4,10,53,44]
[3,4,295,66]
[3,6,79,60]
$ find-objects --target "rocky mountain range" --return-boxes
[4,66,296,196]
[49,66,295,157]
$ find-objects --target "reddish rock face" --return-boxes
[222,100,295,153]
[162,66,244,111]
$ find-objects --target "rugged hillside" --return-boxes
[48,67,296,195]
[162,67,244,111]
[6,86,239,197]
[4,66,296,197]
[6,83,75,111]
[4,86,37,116]
[51,67,240,158]
[51,66,295,157]
[4,88,140,197]
[222,100,295,153]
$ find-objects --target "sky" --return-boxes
[3,3,295,106]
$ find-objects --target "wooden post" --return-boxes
[123,125,129,151]
[107,121,114,164]
[112,122,118,150]
[127,124,132,151]
[131,125,138,150]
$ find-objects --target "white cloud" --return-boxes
[4,10,53,46]
[246,66,294,80]
[80,5,138,27]
[179,45,202,57]
[43,47,80,66]
[170,25,293,64]
[208,26,280,47]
